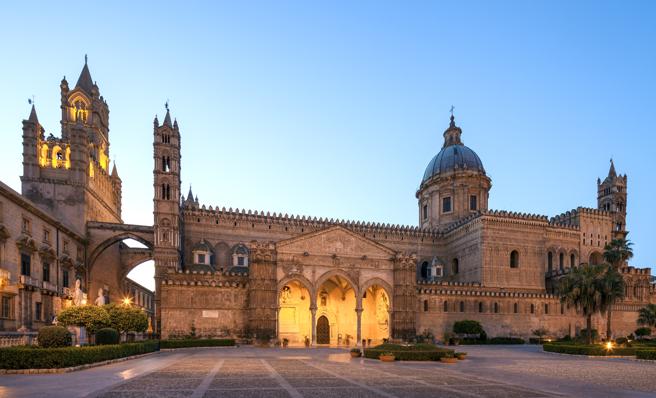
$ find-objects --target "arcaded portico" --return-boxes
[271,226,399,346]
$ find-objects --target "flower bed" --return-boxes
[0,341,159,370]
[160,338,235,349]
[459,337,525,345]
[364,343,454,361]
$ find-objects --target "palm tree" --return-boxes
[602,237,632,340]
[638,304,656,328]
[559,263,607,344]
[603,237,633,268]
[600,265,625,339]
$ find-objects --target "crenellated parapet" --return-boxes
[161,268,249,288]
[182,202,441,240]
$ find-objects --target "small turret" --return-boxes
[597,158,628,236]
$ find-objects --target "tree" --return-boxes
[602,237,632,339]
[559,264,606,344]
[104,304,148,335]
[600,265,625,340]
[531,328,549,344]
[603,237,633,268]
[638,304,656,328]
[57,305,111,334]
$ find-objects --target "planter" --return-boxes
[379,355,395,362]
[350,351,361,358]
[440,357,458,364]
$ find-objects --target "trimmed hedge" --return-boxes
[543,343,636,356]
[0,341,159,369]
[160,338,236,349]
[636,350,656,360]
[364,343,454,361]
[96,328,120,345]
[37,326,72,348]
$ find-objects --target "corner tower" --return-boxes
[153,107,182,332]
[416,114,491,228]
[597,159,627,237]
[21,58,122,234]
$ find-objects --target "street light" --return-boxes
[122,297,132,306]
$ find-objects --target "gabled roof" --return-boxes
[277,225,397,258]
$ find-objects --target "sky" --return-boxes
[1,1,654,290]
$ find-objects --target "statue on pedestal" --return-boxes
[73,278,85,306]
[95,288,107,306]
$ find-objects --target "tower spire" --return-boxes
[75,56,94,94]
[608,158,617,178]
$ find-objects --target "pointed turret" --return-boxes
[153,115,159,128]
[75,55,94,94]
[163,109,172,127]
[111,162,120,179]
[608,158,617,179]
[28,104,39,124]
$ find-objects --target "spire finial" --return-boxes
[85,54,88,65]
[165,99,169,112]
[449,105,456,127]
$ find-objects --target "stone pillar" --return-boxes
[310,305,317,345]
[355,307,363,347]
[247,241,277,339]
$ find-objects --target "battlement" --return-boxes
[181,202,441,239]
[416,280,556,299]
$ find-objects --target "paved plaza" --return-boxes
[1,345,655,398]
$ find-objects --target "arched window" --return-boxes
[478,302,484,313]
[510,250,519,268]
[420,261,429,279]
[443,300,448,312]
[558,252,564,271]
[513,302,518,314]
[494,302,499,313]
[570,253,576,268]
[451,258,459,275]
[547,252,553,273]
[459,301,465,312]
[232,244,249,267]
[423,300,428,312]
[530,304,535,314]
[544,303,549,314]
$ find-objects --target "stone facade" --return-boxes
[1,61,654,345]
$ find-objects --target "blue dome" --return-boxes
[422,144,485,184]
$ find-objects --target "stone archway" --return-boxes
[315,273,357,346]
[277,278,313,345]
[360,278,393,345]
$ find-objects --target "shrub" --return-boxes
[96,328,120,345]
[104,304,148,334]
[488,337,525,345]
[453,320,485,335]
[579,329,599,341]
[636,350,656,360]
[543,342,636,356]
[364,343,454,361]
[37,326,72,348]
[57,305,111,334]
[159,338,236,349]
[0,341,159,369]
[635,327,651,337]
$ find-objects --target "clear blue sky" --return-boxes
[1,1,654,290]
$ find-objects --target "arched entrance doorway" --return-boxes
[316,316,330,344]
[316,274,356,346]
[278,279,312,345]
[361,284,390,345]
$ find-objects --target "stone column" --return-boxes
[310,305,317,345]
[355,307,363,347]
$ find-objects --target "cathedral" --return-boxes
[0,61,653,345]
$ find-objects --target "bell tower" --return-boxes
[597,159,627,237]
[153,106,182,333]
